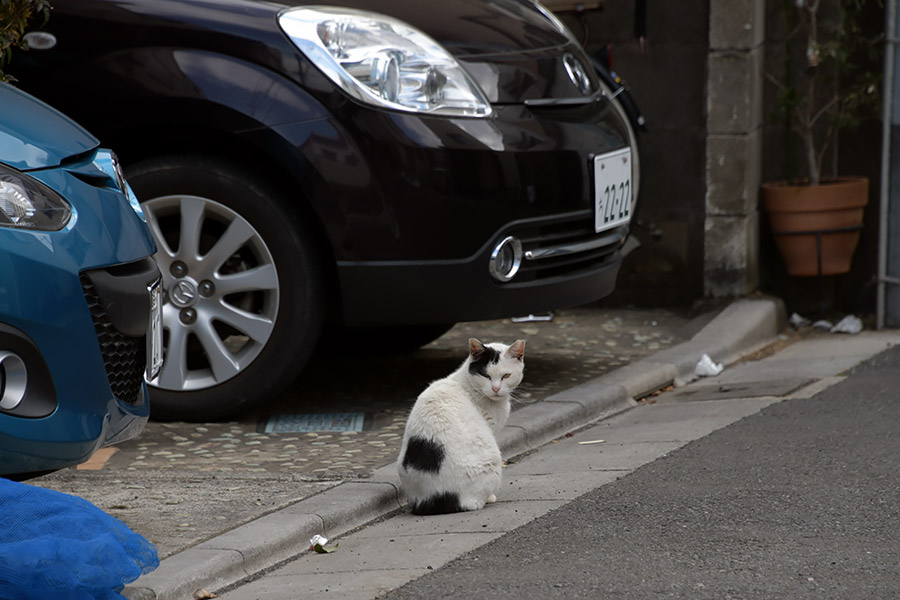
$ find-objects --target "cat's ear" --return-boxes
[469,338,486,357]
[507,339,526,361]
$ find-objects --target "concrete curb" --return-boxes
[124,297,784,600]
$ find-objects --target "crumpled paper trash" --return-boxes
[695,353,723,377]
[792,312,863,335]
[309,534,338,553]
[831,315,863,334]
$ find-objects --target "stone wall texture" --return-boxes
[704,0,765,297]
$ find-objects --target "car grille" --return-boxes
[80,275,146,405]
[511,211,626,282]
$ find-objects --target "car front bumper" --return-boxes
[282,99,633,326]
[0,158,159,475]
[338,212,626,326]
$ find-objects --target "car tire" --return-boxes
[127,156,324,422]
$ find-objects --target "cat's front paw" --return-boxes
[486,494,497,504]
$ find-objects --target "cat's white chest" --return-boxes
[475,396,511,432]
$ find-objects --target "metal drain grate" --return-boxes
[262,413,369,433]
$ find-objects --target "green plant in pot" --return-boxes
[1,0,51,83]
[763,0,881,276]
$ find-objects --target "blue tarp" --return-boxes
[0,477,158,599]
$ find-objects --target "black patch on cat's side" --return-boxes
[468,344,501,377]
[411,492,464,515]
[402,436,445,473]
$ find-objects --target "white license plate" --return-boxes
[146,279,163,381]
[593,148,633,233]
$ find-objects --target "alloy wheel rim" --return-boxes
[142,195,280,392]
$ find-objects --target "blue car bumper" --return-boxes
[0,152,159,475]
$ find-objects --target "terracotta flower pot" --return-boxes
[760,177,868,276]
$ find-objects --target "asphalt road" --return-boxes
[380,344,900,599]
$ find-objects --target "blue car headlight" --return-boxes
[0,164,72,231]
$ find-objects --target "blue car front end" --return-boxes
[0,82,160,476]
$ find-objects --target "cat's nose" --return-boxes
[492,385,501,393]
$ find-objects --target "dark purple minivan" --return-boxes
[14,0,640,421]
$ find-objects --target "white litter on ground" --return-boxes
[792,312,863,335]
[830,315,863,334]
[695,353,723,377]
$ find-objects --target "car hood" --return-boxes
[0,82,98,171]
[296,0,571,56]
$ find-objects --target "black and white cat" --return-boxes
[398,338,526,515]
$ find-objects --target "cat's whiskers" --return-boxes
[508,389,535,406]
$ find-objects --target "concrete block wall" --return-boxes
[554,1,776,304]
[704,0,765,297]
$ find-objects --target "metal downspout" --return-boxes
[879,0,899,328]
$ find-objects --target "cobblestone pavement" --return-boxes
[31,303,699,558]
[112,304,693,477]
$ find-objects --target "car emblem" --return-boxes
[562,53,592,96]
[170,280,198,308]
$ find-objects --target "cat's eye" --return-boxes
[501,373,511,380]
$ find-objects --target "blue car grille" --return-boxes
[80,275,146,405]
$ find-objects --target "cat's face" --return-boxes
[466,338,526,400]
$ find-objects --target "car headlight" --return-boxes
[0,164,71,231]
[278,6,492,118]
